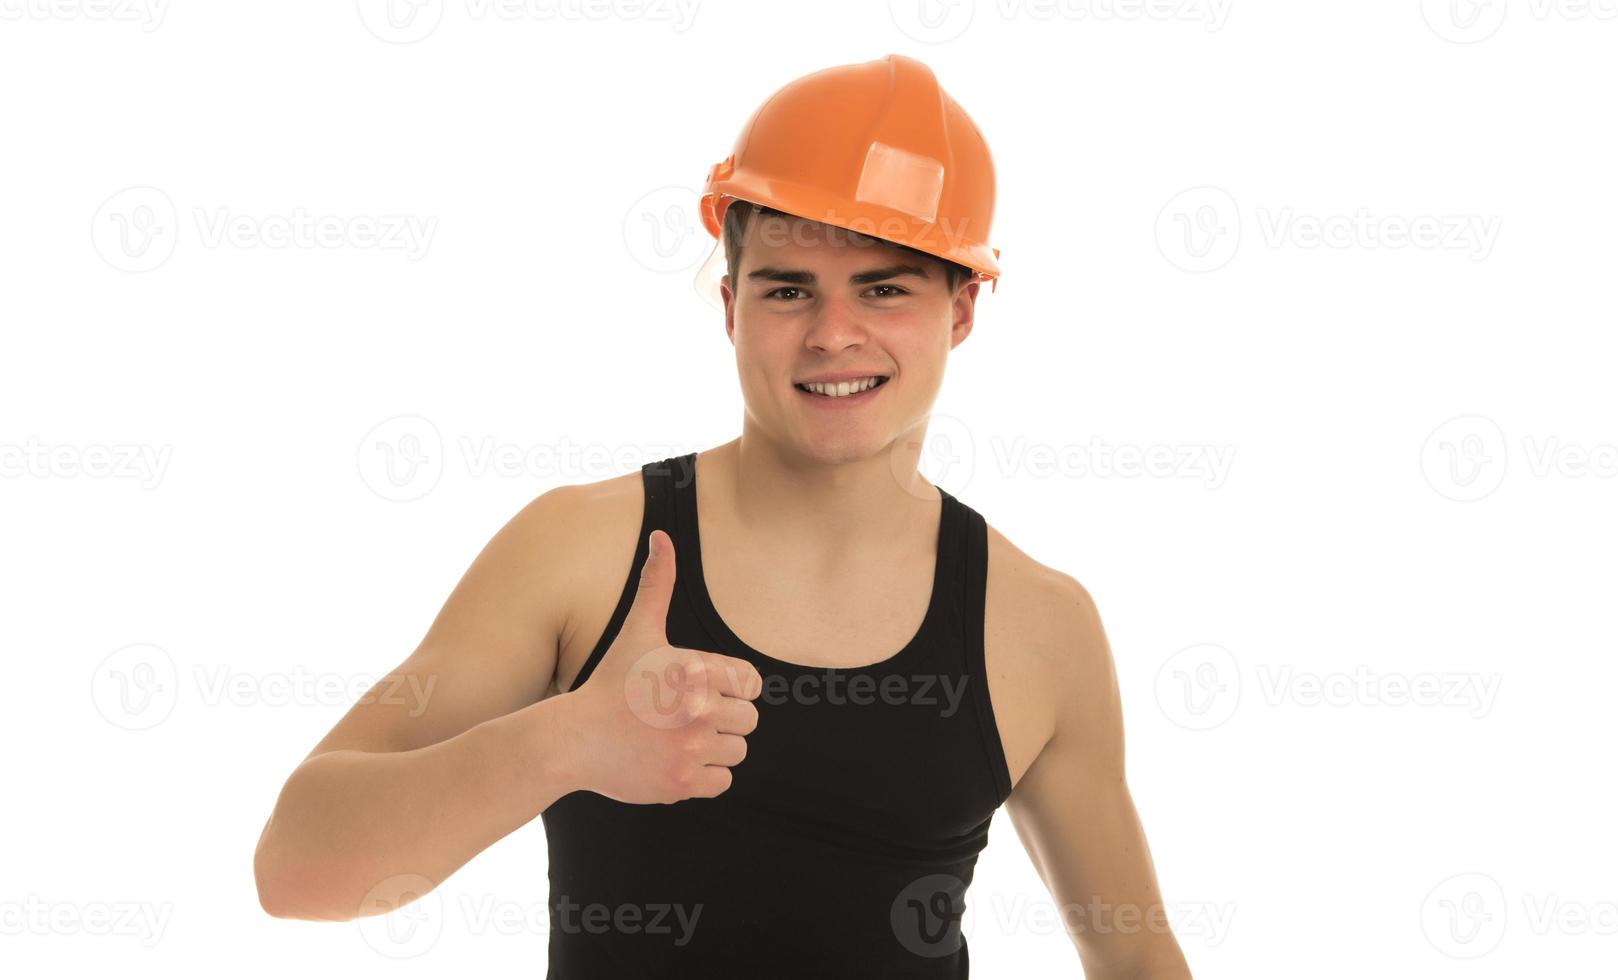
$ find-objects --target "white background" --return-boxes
[3,1,1616,977]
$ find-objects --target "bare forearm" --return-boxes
[254,694,580,921]
[1117,961,1192,980]
[1082,942,1193,980]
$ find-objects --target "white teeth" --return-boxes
[798,376,884,398]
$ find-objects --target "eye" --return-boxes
[763,284,910,302]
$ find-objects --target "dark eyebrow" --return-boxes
[746,264,931,286]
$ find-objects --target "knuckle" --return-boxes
[669,700,701,727]
[728,658,758,686]
[701,658,730,688]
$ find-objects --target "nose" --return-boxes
[803,293,867,353]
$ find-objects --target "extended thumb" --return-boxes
[624,528,675,642]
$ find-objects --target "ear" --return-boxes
[721,274,736,344]
[949,279,980,350]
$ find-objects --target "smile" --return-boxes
[792,376,890,398]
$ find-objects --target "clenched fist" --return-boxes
[559,528,763,804]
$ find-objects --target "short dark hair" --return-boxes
[721,200,975,296]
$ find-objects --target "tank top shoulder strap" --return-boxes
[953,492,1014,805]
[566,453,691,691]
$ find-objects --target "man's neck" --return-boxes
[700,433,940,557]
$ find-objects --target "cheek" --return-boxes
[731,325,792,388]
[886,322,949,372]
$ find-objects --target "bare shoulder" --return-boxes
[537,467,650,693]
[296,466,644,760]
[981,519,1113,785]
[534,465,643,547]
[984,520,1106,675]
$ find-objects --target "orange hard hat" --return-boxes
[693,53,1001,308]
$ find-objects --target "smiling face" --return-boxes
[719,210,980,466]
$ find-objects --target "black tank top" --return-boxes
[539,452,1013,978]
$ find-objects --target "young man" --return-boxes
[254,54,1191,978]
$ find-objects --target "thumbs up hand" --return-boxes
[560,529,763,804]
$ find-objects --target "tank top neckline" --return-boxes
[668,451,957,675]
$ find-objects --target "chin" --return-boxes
[794,431,900,468]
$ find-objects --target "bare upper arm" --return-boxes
[1004,575,1128,883]
[1003,574,1190,976]
[301,484,582,760]
[1009,572,1123,792]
